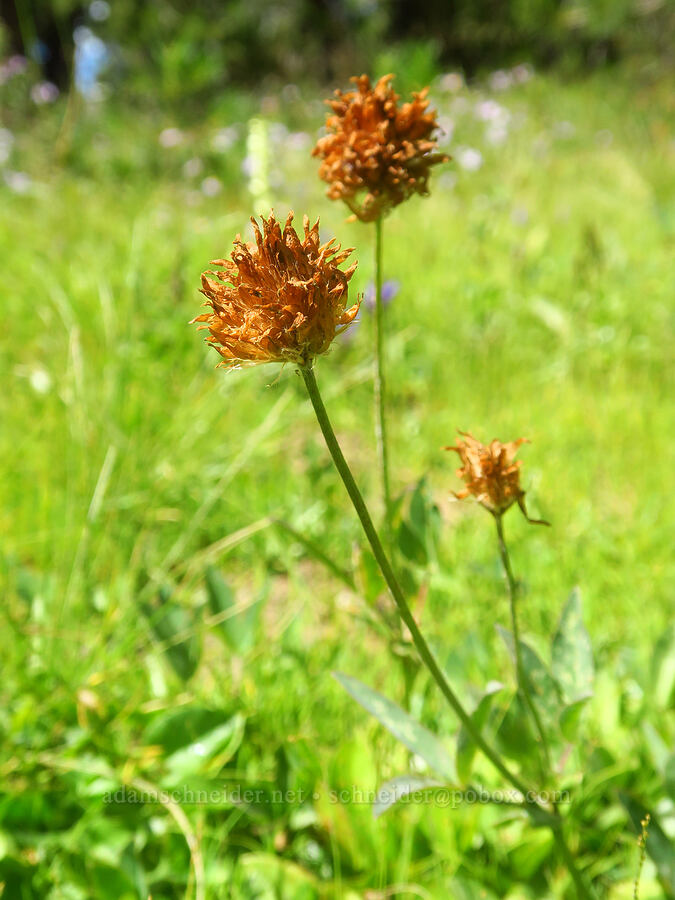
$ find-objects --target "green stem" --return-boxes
[495,515,552,774]
[301,364,534,801]
[373,216,392,537]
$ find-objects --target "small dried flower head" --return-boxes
[312,74,449,222]
[192,212,360,368]
[445,431,549,524]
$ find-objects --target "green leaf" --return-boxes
[495,693,540,768]
[581,754,633,804]
[333,672,456,781]
[619,794,675,897]
[457,681,504,783]
[397,519,426,565]
[642,721,670,773]
[497,625,562,724]
[165,714,245,779]
[373,775,445,818]
[559,698,589,741]
[143,586,200,681]
[551,588,594,704]
[507,830,555,878]
[205,566,261,653]
[144,706,230,753]
[355,545,387,608]
[395,477,440,566]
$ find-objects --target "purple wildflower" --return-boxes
[364,279,400,310]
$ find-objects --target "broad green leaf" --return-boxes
[620,794,675,896]
[497,625,562,723]
[373,775,445,818]
[166,714,245,778]
[143,587,200,681]
[559,698,589,741]
[205,566,261,653]
[457,681,504,782]
[552,588,594,703]
[334,672,456,781]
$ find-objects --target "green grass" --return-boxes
[1,65,673,898]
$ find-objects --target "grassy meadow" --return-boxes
[1,62,674,898]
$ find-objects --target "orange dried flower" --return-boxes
[191,212,360,368]
[445,432,549,524]
[312,74,449,222]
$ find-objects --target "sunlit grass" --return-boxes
[1,65,673,897]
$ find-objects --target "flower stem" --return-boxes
[301,364,531,799]
[495,515,552,773]
[373,216,392,537]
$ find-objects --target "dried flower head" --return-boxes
[192,212,360,368]
[312,74,449,222]
[445,431,549,524]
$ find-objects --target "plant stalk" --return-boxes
[373,216,392,536]
[495,514,552,772]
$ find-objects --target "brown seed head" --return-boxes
[191,212,360,368]
[312,74,449,222]
[444,431,549,524]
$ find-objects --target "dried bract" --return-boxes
[445,432,549,524]
[313,74,448,222]
[192,212,359,368]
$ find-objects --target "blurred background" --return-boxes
[1,1,674,899]
[1,0,674,98]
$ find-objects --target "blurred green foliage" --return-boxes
[1,0,673,100]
